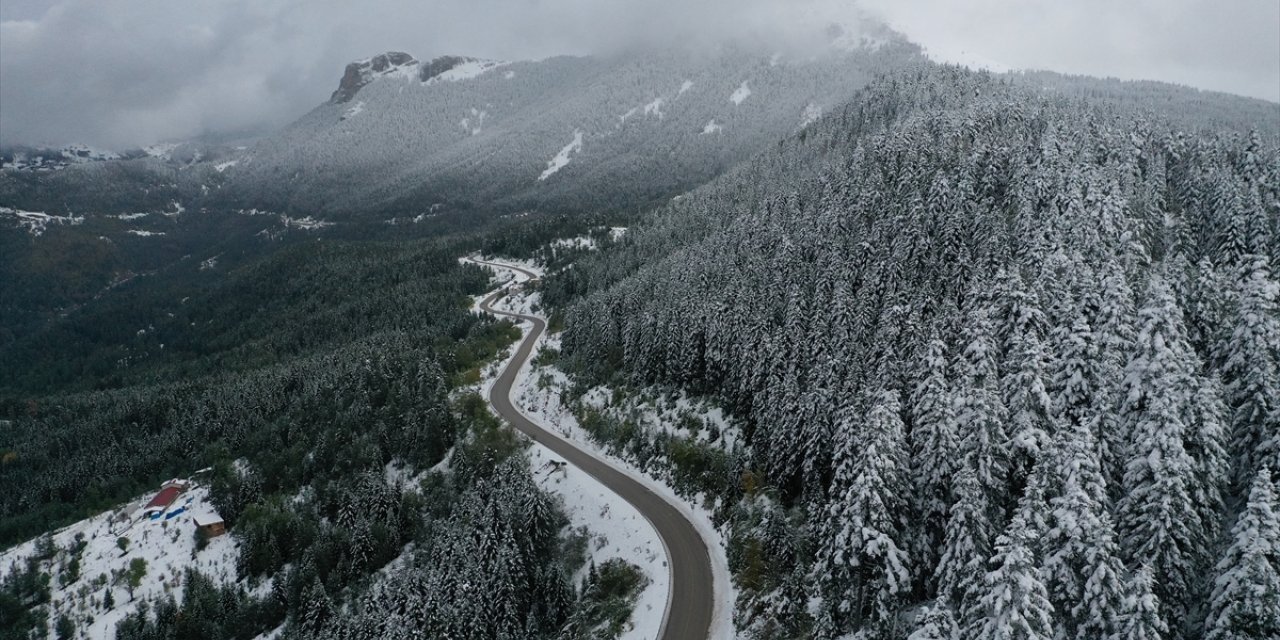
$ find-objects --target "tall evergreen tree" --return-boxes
[1205,469,1280,640]
[910,337,960,589]
[816,390,911,637]
[1118,277,1211,634]
[973,515,1056,640]
[1220,257,1280,487]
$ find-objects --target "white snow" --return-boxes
[619,107,639,124]
[1,207,84,236]
[800,102,823,128]
[729,81,752,105]
[550,236,599,251]
[643,97,665,120]
[127,229,166,237]
[504,70,516,80]
[769,52,783,67]
[213,159,240,172]
[200,256,219,271]
[538,130,583,181]
[426,59,506,84]
[677,80,694,96]
[341,101,365,120]
[280,215,333,230]
[61,144,120,163]
[701,120,723,135]
[609,227,628,241]
[461,107,487,135]
[142,143,178,159]
[113,212,150,221]
[0,485,240,640]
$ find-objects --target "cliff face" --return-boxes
[330,52,418,103]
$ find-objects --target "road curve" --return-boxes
[474,259,714,640]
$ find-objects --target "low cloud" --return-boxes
[1,0,1275,149]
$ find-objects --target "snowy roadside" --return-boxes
[464,255,736,640]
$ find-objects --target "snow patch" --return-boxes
[538,130,583,181]
[213,159,239,172]
[800,102,823,128]
[341,101,365,120]
[1,207,84,236]
[701,120,723,135]
[729,81,752,105]
[127,229,166,237]
[643,97,665,120]
[425,59,506,84]
[280,215,333,230]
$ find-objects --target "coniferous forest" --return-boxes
[1,19,1278,640]
[550,67,1280,639]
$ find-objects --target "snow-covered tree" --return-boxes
[907,599,960,640]
[1221,257,1280,486]
[817,390,912,636]
[1042,425,1126,639]
[973,515,1056,640]
[911,337,960,587]
[1119,566,1169,640]
[1118,276,1212,632]
[1205,468,1280,640]
[935,466,992,623]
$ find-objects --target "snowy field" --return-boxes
[0,485,240,639]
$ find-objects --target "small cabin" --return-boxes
[193,511,226,538]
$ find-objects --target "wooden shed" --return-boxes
[193,512,227,538]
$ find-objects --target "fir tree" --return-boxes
[1205,469,1280,640]
[817,390,911,636]
[973,516,1056,640]
[1119,566,1169,640]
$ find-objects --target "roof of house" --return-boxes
[143,486,183,512]
[192,510,224,527]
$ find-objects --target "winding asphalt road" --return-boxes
[474,259,714,640]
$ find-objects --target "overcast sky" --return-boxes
[1,0,1276,149]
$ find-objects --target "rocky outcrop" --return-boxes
[418,56,475,83]
[330,52,418,103]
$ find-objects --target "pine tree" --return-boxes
[817,390,911,636]
[301,575,334,635]
[1221,257,1280,486]
[1205,469,1280,640]
[1042,425,1126,639]
[1118,276,1210,632]
[973,515,1056,640]
[1119,566,1169,640]
[935,466,991,625]
[907,599,960,640]
[954,306,1010,505]
[910,337,960,588]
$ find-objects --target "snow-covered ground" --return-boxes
[1,207,85,236]
[539,130,583,180]
[730,81,752,105]
[463,255,736,640]
[0,484,239,639]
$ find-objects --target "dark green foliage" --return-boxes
[562,559,650,640]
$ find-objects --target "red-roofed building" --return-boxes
[141,482,188,519]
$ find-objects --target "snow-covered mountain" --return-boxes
[222,31,923,216]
